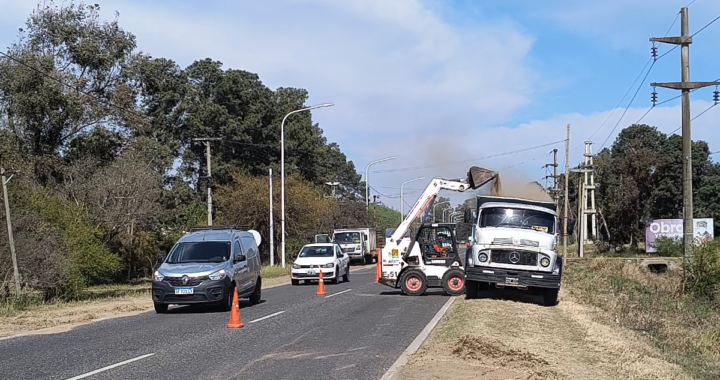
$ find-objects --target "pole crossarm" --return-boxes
[651,81,720,90]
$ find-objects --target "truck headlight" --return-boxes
[153,271,164,282]
[478,252,488,262]
[209,269,226,280]
[540,257,550,267]
[322,263,334,268]
[292,263,301,269]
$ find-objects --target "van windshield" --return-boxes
[479,207,555,234]
[335,232,361,243]
[167,242,231,263]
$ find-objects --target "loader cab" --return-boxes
[406,223,460,267]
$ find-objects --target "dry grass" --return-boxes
[565,259,720,379]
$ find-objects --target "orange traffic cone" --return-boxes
[316,269,327,296]
[376,250,382,282]
[226,288,244,329]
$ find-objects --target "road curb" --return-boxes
[380,295,457,380]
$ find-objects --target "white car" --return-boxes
[291,243,350,285]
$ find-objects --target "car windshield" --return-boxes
[334,232,361,243]
[479,207,555,234]
[166,241,231,263]
[298,246,335,258]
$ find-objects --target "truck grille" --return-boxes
[164,276,209,287]
[342,247,355,253]
[492,237,540,247]
[491,250,537,266]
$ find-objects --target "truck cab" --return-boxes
[464,195,569,306]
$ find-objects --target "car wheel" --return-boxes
[343,264,350,282]
[249,278,262,305]
[332,266,340,284]
[222,284,235,312]
[154,302,168,314]
[291,279,300,286]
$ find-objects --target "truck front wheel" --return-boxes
[465,280,479,299]
[542,288,559,307]
[364,254,373,265]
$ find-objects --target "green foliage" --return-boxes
[687,240,720,300]
[370,204,401,230]
[651,236,683,257]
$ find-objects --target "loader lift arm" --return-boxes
[386,166,498,247]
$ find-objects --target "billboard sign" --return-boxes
[645,218,714,253]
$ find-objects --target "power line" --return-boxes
[597,61,656,152]
[691,14,720,37]
[669,102,718,134]
[369,140,565,174]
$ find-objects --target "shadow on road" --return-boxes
[167,299,267,313]
[378,290,450,297]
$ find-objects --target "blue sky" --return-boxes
[1,0,719,213]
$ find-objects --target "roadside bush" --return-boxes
[651,236,683,257]
[686,239,720,300]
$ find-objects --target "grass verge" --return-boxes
[565,258,720,380]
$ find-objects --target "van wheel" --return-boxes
[291,279,300,285]
[249,279,262,305]
[400,269,428,296]
[222,284,235,312]
[154,303,168,314]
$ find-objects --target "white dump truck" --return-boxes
[333,227,383,264]
[463,194,572,306]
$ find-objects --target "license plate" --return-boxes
[505,277,519,285]
[175,287,193,295]
[307,269,317,275]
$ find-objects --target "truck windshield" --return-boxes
[167,241,231,263]
[335,232,361,243]
[479,207,555,234]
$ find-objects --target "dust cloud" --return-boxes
[488,170,553,202]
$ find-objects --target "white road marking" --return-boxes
[325,289,353,298]
[249,311,285,323]
[64,353,155,380]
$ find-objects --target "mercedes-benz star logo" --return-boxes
[509,251,521,264]
[181,275,189,285]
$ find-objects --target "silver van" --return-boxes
[151,226,263,313]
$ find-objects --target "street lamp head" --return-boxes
[310,103,334,109]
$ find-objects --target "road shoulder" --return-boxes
[391,289,694,380]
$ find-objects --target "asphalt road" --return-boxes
[0,251,466,380]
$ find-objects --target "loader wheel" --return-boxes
[400,269,427,296]
[442,268,466,296]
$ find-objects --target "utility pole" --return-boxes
[269,168,274,267]
[650,7,720,265]
[1,168,20,293]
[193,138,221,226]
[563,124,570,256]
[583,141,598,241]
[543,149,559,204]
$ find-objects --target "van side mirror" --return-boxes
[235,254,247,263]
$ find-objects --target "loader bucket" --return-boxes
[466,166,498,190]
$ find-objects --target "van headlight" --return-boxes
[478,252,489,262]
[292,263,301,269]
[540,257,550,267]
[209,269,227,280]
[153,271,164,281]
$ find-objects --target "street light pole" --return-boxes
[365,156,398,210]
[281,103,334,268]
[400,177,425,223]
[1,168,20,293]
[433,201,450,222]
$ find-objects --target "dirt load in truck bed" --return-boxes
[395,288,692,380]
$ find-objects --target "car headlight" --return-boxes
[478,252,488,262]
[540,257,550,267]
[209,269,227,280]
[153,271,164,281]
[322,263,334,268]
[292,263,301,269]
